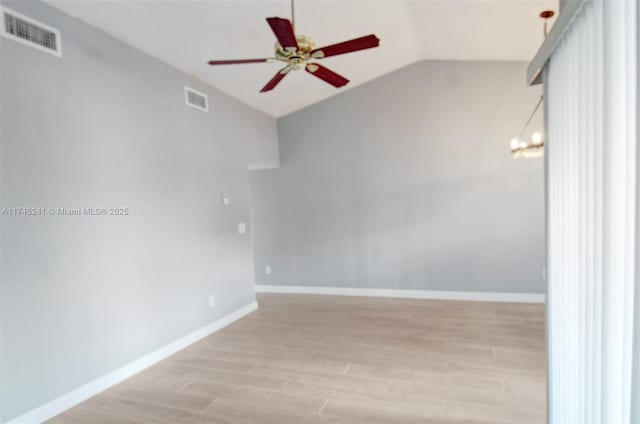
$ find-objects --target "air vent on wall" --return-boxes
[184,86,208,112]
[1,6,62,57]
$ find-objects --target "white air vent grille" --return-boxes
[1,6,62,57]
[184,86,208,112]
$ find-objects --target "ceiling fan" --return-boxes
[207,0,380,93]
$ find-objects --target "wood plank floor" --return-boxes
[49,294,546,424]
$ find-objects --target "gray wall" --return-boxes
[250,60,545,294]
[0,1,278,421]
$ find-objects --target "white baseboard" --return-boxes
[255,285,545,303]
[7,301,258,424]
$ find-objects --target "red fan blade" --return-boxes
[208,58,272,65]
[266,17,298,50]
[310,34,380,59]
[260,67,290,92]
[305,63,349,88]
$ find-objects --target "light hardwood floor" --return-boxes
[49,294,546,424]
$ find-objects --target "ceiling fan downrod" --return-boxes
[291,0,295,31]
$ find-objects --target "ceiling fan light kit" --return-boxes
[207,0,380,93]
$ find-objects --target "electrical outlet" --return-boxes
[208,294,216,307]
[238,222,246,235]
[265,265,272,275]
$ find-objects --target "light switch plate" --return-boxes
[208,294,216,307]
[265,265,272,275]
[238,222,246,234]
[222,193,230,205]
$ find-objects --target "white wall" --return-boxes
[0,1,278,421]
[250,60,545,294]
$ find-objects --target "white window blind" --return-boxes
[546,0,638,422]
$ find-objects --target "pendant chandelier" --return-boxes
[510,10,554,159]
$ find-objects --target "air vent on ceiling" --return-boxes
[184,86,208,112]
[1,6,62,57]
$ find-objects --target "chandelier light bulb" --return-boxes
[511,138,520,150]
[531,132,543,145]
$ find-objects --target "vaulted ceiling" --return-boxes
[46,0,557,117]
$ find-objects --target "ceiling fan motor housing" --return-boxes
[275,35,316,69]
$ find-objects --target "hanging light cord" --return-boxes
[291,0,295,31]
[544,20,548,37]
[519,95,544,139]
[541,10,555,38]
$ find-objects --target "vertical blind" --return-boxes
[546,0,638,422]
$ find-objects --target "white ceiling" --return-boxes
[45,0,557,117]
